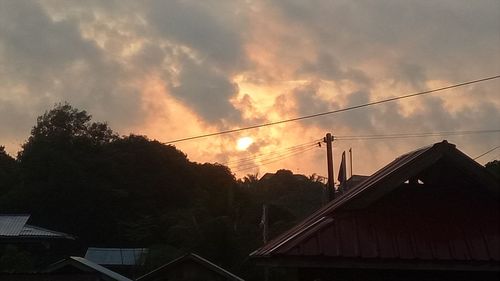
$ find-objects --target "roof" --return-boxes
[0,214,74,239]
[0,214,30,236]
[85,247,148,266]
[137,253,245,281]
[251,141,500,265]
[340,174,369,192]
[260,172,309,182]
[44,256,133,281]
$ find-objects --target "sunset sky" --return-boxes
[1,0,499,179]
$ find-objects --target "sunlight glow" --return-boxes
[236,137,254,151]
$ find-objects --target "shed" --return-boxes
[251,141,500,280]
[0,214,74,242]
[138,253,245,281]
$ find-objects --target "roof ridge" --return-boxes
[251,140,485,257]
[137,252,244,281]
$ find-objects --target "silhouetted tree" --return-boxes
[0,146,18,196]
[485,160,500,183]
[0,103,326,280]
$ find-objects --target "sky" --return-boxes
[1,0,499,179]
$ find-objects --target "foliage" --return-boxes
[0,146,18,195]
[485,160,500,176]
[485,160,500,185]
[0,245,35,272]
[0,103,326,280]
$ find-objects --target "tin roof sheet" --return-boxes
[85,248,148,265]
[20,224,74,239]
[0,215,30,236]
[0,214,74,239]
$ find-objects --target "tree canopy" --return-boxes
[0,103,326,280]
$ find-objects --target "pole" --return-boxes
[323,133,335,201]
[349,147,353,177]
[260,204,268,244]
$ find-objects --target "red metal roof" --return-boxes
[251,141,500,264]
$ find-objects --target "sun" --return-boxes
[236,137,254,151]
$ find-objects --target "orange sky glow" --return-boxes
[1,0,499,179]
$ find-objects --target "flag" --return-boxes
[338,151,347,185]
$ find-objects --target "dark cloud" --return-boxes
[146,0,247,72]
[0,1,96,73]
[141,0,248,124]
[299,52,371,86]
[170,55,241,124]
[0,1,149,141]
[275,0,500,77]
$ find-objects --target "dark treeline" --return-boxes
[0,103,324,279]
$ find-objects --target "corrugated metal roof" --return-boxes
[0,214,74,239]
[251,141,500,264]
[0,215,30,236]
[20,224,74,239]
[85,248,148,265]
[45,257,133,281]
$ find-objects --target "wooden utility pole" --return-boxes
[349,147,353,177]
[323,133,335,201]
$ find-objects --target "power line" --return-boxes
[473,145,500,160]
[230,145,318,170]
[335,129,500,141]
[232,145,320,173]
[226,129,499,172]
[223,139,321,166]
[164,75,500,144]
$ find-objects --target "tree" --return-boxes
[10,103,119,244]
[485,160,500,182]
[0,146,19,197]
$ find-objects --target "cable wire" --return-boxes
[335,129,500,141]
[231,145,320,172]
[230,145,318,170]
[223,139,321,166]
[473,145,500,160]
[164,75,500,144]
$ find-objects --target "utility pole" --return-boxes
[349,147,353,177]
[323,133,335,201]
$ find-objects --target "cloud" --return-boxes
[0,0,145,137]
[0,0,498,176]
[146,0,247,72]
[170,54,242,123]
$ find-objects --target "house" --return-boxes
[85,247,148,277]
[250,141,500,280]
[0,214,75,244]
[0,214,76,269]
[260,171,309,182]
[137,253,245,281]
[43,256,133,281]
